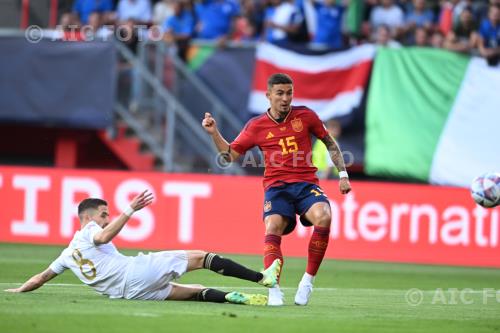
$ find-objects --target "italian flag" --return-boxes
[365,48,500,188]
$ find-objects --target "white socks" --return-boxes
[301,272,315,285]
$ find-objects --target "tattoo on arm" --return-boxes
[321,134,346,172]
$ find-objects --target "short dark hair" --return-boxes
[267,73,293,89]
[78,198,108,217]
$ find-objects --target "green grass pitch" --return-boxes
[1,243,500,333]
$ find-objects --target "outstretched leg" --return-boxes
[166,282,267,305]
[185,250,280,288]
[166,283,206,300]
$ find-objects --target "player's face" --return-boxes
[91,205,111,228]
[267,83,293,116]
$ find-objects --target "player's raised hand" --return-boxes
[130,190,154,211]
[339,178,351,195]
[202,112,217,134]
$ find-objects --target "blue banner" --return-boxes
[0,38,116,129]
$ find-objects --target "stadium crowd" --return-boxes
[58,0,500,64]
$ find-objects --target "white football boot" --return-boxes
[268,285,284,306]
[294,273,314,305]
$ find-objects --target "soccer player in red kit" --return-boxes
[202,73,351,306]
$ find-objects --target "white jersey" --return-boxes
[49,221,133,298]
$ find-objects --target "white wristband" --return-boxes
[339,171,349,179]
[123,206,135,218]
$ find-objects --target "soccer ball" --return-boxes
[470,173,500,208]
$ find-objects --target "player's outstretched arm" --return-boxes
[94,190,154,245]
[201,112,240,162]
[321,134,351,194]
[4,267,58,293]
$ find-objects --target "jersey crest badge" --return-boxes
[291,118,303,132]
[264,201,272,212]
[266,132,274,139]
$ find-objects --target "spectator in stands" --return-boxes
[59,11,87,41]
[163,0,195,59]
[115,0,153,50]
[430,29,445,47]
[402,0,435,43]
[438,0,468,35]
[426,0,443,18]
[344,0,365,41]
[405,0,435,29]
[263,0,304,45]
[413,26,429,46]
[195,0,240,44]
[478,4,500,66]
[233,18,257,41]
[232,0,264,41]
[61,0,114,31]
[369,0,405,39]
[290,0,314,43]
[359,0,378,40]
[116,0,153,24]
[443,5,479,53]
[153,0,175,25]
[468,0,490,22]
[308,0,346,50]
[476,0,500,19]
[373,24,401,47]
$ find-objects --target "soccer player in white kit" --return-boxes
[5,190,281,305]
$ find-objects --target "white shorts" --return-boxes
[123,250,188,300]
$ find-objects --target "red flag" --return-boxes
[248,43,375,120]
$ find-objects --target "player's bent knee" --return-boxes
[265,223,285,235]
[167,283,205,301]
[186,250,207,271]
[309,211,331,227]
[187,250,207,259]
[264,216,287,235]
[307,203,332,227]
[317,213,331,227]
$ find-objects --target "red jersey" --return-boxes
[230,106,329,189]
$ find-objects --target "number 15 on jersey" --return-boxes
[278,136,298,155]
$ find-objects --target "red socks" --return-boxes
[306,226,330,276]
[264,227,330,280]
[264,234,283,277]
